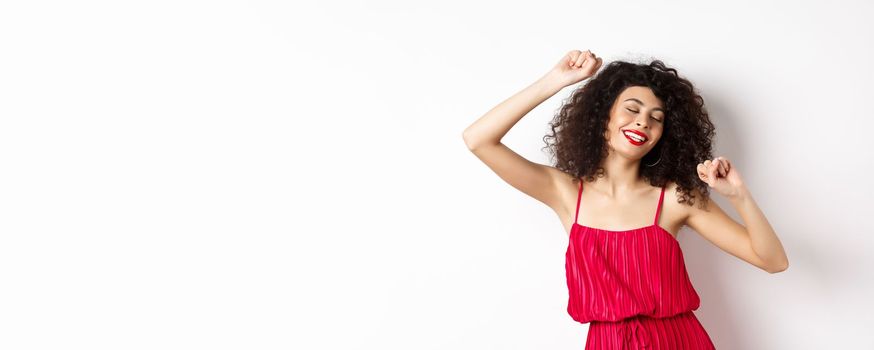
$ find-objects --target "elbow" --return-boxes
[462,129,473,149]
[462,129,481,151]
[765,259,789,274]
[462,128,499,152]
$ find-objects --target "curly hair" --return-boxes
[542,59,715,208]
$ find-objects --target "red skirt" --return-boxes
[585,311,715,349]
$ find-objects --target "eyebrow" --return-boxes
[624,98,665,113]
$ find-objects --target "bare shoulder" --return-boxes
[668,182,714,228]
[544,167,581,217]
[661,180,697,236]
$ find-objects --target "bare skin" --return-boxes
[463,49,789,273]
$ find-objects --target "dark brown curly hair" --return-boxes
[542,59,715,208]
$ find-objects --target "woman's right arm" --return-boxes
[461,50,602,212]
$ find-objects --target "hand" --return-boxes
[697,156,746,198]
[544,49,603,88]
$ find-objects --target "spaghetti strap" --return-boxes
[653,185,666,225]
[574,178,584,225]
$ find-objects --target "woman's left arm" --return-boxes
[687,156,789,273]
[726,185,789,272]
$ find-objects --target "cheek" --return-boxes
[649,134,663,147]
[604,125,619,140]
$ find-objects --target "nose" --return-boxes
[635,114,653,129]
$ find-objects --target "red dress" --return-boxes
[565,180,716,349]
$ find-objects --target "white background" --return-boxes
[1,1,872,349]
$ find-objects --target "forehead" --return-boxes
[617,86,664,108]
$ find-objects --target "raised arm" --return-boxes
[462,50,602,212]
[688,157,790,273]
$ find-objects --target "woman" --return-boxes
[461,49,789,349]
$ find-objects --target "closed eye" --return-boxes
[626,108,663,122]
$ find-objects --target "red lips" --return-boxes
[622,129,648,145]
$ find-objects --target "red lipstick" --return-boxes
[622,129,648,146]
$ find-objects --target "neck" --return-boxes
[594,151,648,197]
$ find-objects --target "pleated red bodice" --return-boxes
[565,180,702,324]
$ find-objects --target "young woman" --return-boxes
[462,49,789,349]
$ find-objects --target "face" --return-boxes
[604,86,666,160]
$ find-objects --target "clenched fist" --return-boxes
[697,156,746,198]
[545,49,604,89]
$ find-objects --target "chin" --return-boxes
[613,141,651,157]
